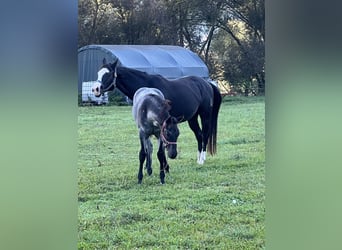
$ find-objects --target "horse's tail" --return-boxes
[208,83,222,155]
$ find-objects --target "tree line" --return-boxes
[79,0,264,96]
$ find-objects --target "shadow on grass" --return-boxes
[219,138,262,145]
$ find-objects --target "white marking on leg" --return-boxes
[197,151,201,164]
[201,151,206,161]
[197,150,206,165]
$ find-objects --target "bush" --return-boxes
[108,89,131,106]
[78,89,131,106]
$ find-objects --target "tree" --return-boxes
[216,0,265,95]
[78,0,113,47]
[78,0,265,96]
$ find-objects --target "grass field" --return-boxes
[78,96,265,249]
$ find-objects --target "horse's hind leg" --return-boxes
[199,114,212,164]
[145,138,153,176]
[188,116,204,164]
[138,131,149,184]
[138,138,145,184]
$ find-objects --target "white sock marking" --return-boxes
[197,150,206,165]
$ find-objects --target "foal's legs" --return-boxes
[138,133,146,184]
[157,140,169,184]
[138,131,153,184]
[145,138,153,176]
[188,115,205,164]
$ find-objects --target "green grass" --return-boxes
[78,97,265,249]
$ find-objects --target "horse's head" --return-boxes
[161,116,180,159]
[92,58,118,97]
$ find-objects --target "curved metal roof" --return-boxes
[78,45,209,93]
[79,44,208,75]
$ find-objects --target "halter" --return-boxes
[98,69,117,94]
[160,117,177,146]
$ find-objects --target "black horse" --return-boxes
[132,87,179,184]
[92,58,221,164]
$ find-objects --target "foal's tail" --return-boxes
[208,84,222,155]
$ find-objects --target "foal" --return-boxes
[133,87,180,184]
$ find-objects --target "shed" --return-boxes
[78,45,210,93]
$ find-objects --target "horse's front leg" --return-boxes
[188,116,204,164]
[157,140,168,184]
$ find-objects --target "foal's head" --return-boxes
[161,116,180,159]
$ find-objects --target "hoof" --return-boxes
[138,174,143,184]
[160,171,165,184]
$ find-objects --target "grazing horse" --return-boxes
[133,87,180,184]
[92,58,221,164]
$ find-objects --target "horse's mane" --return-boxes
[118,66,167,85]
[149,96,171,124]
[163,99,171,112]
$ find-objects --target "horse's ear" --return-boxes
[171,117,178,124]
[176,115,184,123]
[102,58,107,65]
[111,59,118,70]
[164,99,172,111]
